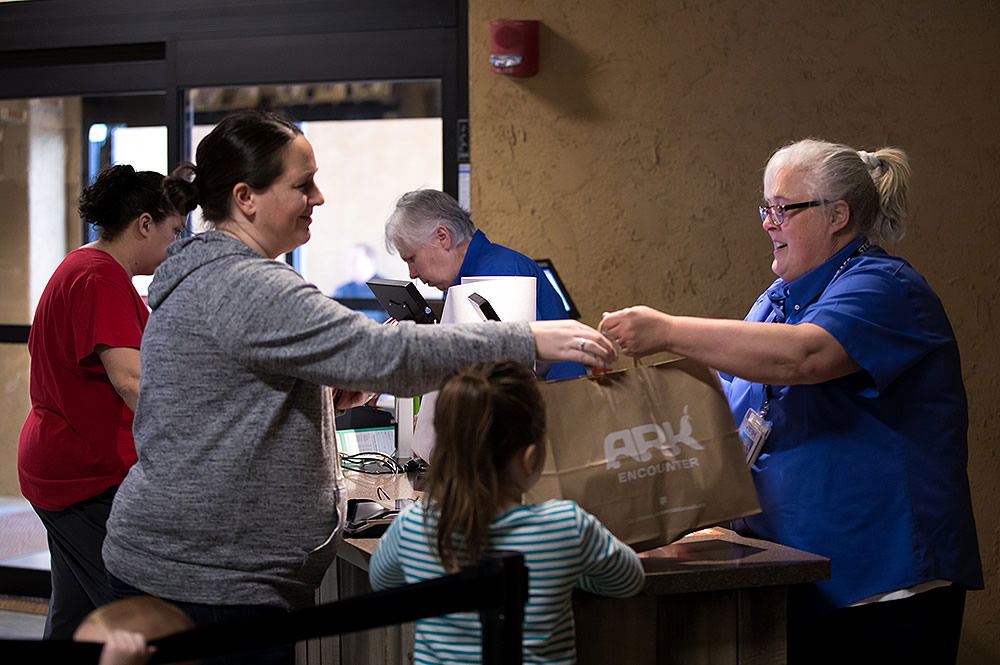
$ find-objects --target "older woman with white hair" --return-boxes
[385,188,585,379]
[601,139,982,665]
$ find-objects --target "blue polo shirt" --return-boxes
[455,230,585,380]
[722,238,983,613]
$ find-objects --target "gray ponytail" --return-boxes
[861,147,910,244]
[764,139,911,244]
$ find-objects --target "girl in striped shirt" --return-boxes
[370,360,645,665]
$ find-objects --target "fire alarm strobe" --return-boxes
[489,19,539,77]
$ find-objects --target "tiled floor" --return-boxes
[0,608,45,639]
[0,497,50,640]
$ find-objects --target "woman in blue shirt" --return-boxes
[384,189,585,379]
[600,139,982,665]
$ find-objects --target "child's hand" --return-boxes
[98,630,155,665]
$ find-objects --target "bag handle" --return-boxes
[597,324,645,370]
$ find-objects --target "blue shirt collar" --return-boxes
[765,237,868,320]
[454,229,490,286]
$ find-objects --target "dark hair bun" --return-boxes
[78,164,139,227]
[78,165,177,241]
[163,162,200,217]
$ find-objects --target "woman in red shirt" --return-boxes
[18,164,186,639]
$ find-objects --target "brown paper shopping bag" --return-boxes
[525,357,760,551]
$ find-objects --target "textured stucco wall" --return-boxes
[469,0,999,660]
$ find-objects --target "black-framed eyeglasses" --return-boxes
[758,200,824,226]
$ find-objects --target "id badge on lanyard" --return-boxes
[739,406,771,468]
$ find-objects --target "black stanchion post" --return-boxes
[478,551,528,665]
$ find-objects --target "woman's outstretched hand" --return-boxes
[528,320,618,368]
[599,306,670,358]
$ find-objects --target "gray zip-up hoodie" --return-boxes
[103,232,535,609]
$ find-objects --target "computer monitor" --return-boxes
[534,258,580,319]
[366,278,438,324]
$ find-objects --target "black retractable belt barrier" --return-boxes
[0,324,30,344]
[0,551,528,665]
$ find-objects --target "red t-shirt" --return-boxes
[18,248,149,510]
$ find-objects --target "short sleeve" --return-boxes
[71,268,145,368]
[797,263,952,395]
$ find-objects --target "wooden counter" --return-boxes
[318,470,829,665]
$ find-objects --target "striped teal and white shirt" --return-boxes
[369,499,645,665]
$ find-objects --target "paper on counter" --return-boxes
[412,391,439,463]
[441,276,536,324]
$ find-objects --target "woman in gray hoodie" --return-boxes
[101,110,613,665]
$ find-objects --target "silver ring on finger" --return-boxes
[577,337,586,352]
